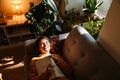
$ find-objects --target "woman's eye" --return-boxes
[40,43,43,47]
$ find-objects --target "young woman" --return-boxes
[26,36,73,80]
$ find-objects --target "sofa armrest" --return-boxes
[0,43,25,58]
[63,26,120,80]
[58,33,69,41]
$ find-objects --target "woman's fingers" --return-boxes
[46,64,54,75]
[47,64,54,70]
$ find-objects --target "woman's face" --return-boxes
[38,38,51,54]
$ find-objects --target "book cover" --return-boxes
[33,55,65,80]
[34,56,51,75]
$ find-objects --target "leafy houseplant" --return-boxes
[25,0,68,36]
[25,0,58,36]
[83,0,103,19]
[84,17,105,39]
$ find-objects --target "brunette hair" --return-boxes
[34,36,50,51]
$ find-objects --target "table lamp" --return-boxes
[11,0,22,15]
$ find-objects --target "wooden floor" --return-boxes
[0,55,25,80]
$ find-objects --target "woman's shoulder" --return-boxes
[32,53,51,60]
[51,53,63,60]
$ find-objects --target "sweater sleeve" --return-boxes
[51,54,73,79]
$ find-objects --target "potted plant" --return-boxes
[83,17,105,39]
[82,0,103,19]
[25,0,68,36]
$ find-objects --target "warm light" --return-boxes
[11,0,23,15]
[11,0,22,5]
[15,6,20,10]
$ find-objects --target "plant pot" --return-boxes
[84,12,97,19]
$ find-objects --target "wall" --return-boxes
[97,0,112,18]
[0,0,13,15]
[65,0,85,15]
[98,0,120,64]
[66,0,111,16]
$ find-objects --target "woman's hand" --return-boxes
[52,54,62,61]
[52,54,66,65]
[38,64,54,80]
[46,64,54,76]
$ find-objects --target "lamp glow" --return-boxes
[11,0,22,15]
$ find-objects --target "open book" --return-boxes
[32,55,65,80]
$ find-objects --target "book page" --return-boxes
[34,56,51,76]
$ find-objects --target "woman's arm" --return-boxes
[52,54,73,79]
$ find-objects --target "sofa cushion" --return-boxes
[24,39,36,54]
[63,26,120,80]
[63,26,97,79]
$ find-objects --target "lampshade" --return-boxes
[11,0,22,5]
[11,0,23,15]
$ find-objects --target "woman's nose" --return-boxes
[43,43,47,47]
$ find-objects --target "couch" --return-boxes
[62,26,120,80]
[1,26,120,80]
[24,26,120,80]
